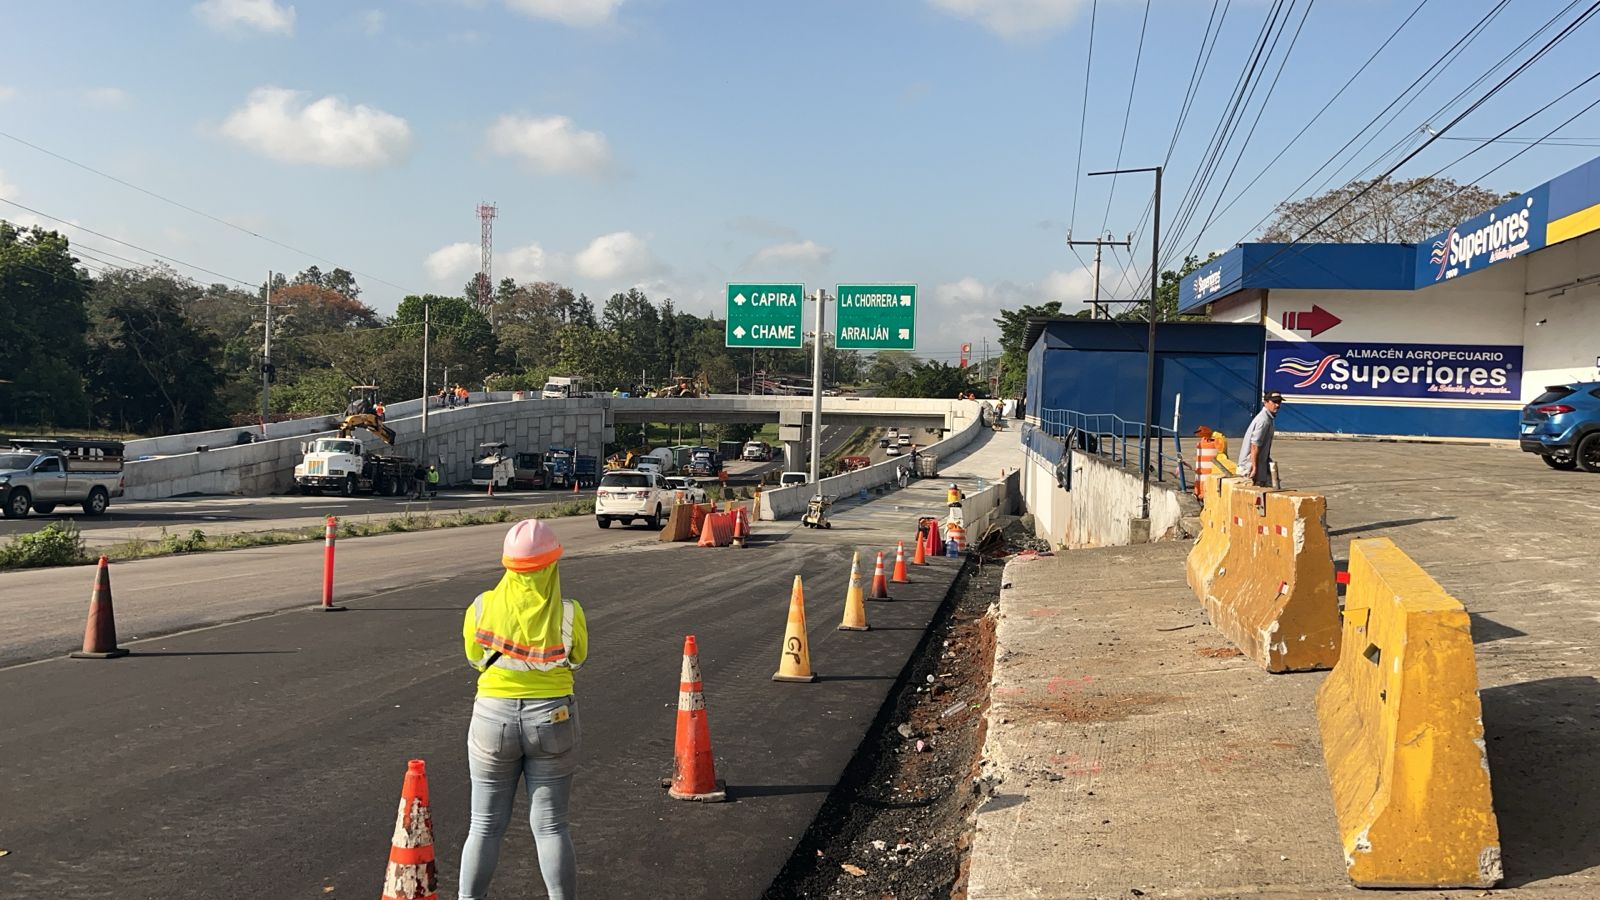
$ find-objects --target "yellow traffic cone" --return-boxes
[773,575,819,682]
[838,551,869,632]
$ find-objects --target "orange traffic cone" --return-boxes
[666,635,727,801]
[70,555,127,659]
[838,552,869,632]
[891,541,910,584]
[912,532,927,566]
[869,550,892,601]
[381,760,439,900]
[571,478,579,493]
[773,575,819,682]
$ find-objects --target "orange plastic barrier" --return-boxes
[697,511,734,547]
[1199,484,1341,672]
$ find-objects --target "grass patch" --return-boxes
[0,499,597,570]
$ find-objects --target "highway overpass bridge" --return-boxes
[118,393,980,501]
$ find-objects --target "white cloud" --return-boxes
[752,240,833,267]
[0,85,16,103]
[574,231,659,281]
[83,87,130,109]
[928,0,1090,39]
[221,87,412,168]
[424,242,478,282]
[0,168,17,198]
[360,9,385,35]
[426,240,550,284]
[194,0,296,35]
[925,268,1121,354]
[486,114,613,177]
[504,0,625,27]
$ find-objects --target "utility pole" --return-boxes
[1087,166,1161,520]
[260,270,273,426]
[1066,233,1131,319]
[808,288,828,491]
[420,300,431,465]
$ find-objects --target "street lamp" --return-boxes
[1087,164,1162,521]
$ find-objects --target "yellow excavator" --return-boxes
[605,446,646,470]
[649,374,712,398]
[337,385,396,444]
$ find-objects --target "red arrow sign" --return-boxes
[1281,304,1342,338]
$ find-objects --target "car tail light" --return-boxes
[1536,404,1576,414]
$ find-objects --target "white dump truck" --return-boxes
[541,376,589,400]
[294,437,416,496]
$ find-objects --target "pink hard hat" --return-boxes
[502,519,563,573]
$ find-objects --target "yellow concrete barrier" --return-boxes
[1199,484,1340,672]
[1316,537,1501,888]
[1185,475,1242,602]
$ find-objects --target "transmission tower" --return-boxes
[476,202,497,317]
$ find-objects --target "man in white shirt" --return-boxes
[1238,392,1283,487]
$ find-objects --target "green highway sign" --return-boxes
[835,284,916,350]
[725,283,804,348]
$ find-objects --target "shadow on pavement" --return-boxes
[1469,612,1528,644]
[1481,675,1600,886]
[817,674,897,682]
[1327,515,1456,537]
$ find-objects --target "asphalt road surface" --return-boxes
[0,513,963,898]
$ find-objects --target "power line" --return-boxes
[0,128,415,294]
[1097,0,1154,234]
[1068,0,1099,230]
[0,196,258,288]
[1434,135,1600,146]
[1224,1,1600,293]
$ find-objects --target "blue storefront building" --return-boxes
[1178,154,1600,439]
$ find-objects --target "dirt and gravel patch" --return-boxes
[764,550,1004,899]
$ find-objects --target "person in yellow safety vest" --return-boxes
[946,482,964,506]
[425,464,440,497]
[459,518,588,900]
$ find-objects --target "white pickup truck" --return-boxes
[0,438,126,518]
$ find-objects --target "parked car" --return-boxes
[664,476,708,504]
[1520,381,1600,471]
[779,471,809,488]
[595,469,669,529]
[0,437,125,518]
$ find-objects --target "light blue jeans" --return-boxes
[459,695,580,900]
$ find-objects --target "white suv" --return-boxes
[596,469,669,529]
[663,476,708,504]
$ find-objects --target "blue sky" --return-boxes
[2,0,1598,362]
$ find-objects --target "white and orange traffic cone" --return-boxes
[891,541,910,584]
[773,576,819,682]
[380,760,438,900]
[869,550,892,601]
[912,530,927,566]
[838,552,869,632]
[666,635,727,801]
[70,555,127,659]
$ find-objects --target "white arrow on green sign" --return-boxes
[835,284,916,350]
[725,283,804,348]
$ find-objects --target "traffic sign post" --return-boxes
[726,283,804,348]
[835,284,916,350]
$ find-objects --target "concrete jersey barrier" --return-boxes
[1184,474,1240,600]
[1316,537,1502,888]
[1198,483,1341,672]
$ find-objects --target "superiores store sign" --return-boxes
[1416,185,1548,286]
[1266,341,1521,401]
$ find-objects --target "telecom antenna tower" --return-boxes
[476,202,497,316]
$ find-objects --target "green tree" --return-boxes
[886,361,974,399]
[0,222,92,427]
[86,267,223,433]
[990,302,1061,397]
[865,349,918,388]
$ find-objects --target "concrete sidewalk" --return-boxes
[968,438,1600,897]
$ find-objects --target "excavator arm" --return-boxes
[337,414,396,445]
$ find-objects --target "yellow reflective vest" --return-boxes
[463,567,588,699]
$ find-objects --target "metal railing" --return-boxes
[1038,408,1187,490]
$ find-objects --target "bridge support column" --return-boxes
[783,439,805,471]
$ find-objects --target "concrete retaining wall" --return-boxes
[1019,426,1186,548]
[123,395,609,500]
[962,469,1020,535]
[759,403,983,520]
